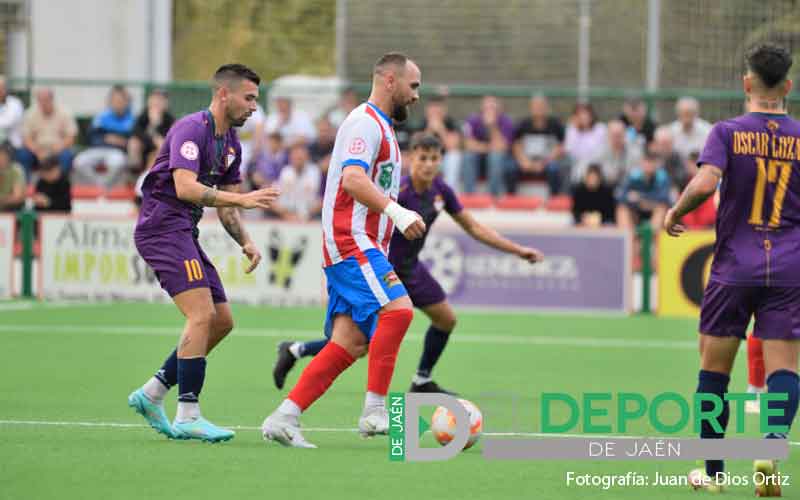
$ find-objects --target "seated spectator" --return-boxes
[237,102,266,173]
[18,87,78,179]
[462,95,514,195]
[680,151,717,229]
[572,164,616,227]
[309,116,336,164]
[416,93,461,189]
[0,76,24,148]
[128,88,175,174]
[249,132,287,188]
[265,96,316,146]
[271,144,322,221]
[327,87,359,128]
[615,150,671,231]
[651,126,684,190]
[512,94,569,195]
[668,96,712,162]
[0,143,24,212]
[619,96,656,151]
[32,155,71,212]
[585,119,640,186]
[73,85,134,187]
[565,102,606,184]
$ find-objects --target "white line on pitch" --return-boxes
[0,324,697,350]
[1,419,797,447]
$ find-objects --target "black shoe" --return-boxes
[273,341,297,390]
[409,380,458,396]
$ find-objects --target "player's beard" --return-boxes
[392,104,409,123]
[230,113,249,127]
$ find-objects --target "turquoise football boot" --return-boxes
[127,388,175,439]
[172,417,235,443]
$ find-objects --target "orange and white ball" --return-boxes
[431,398,483,450]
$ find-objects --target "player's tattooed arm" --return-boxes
[217,184,250,246]
[671,164,722,218]
[200,186,218,207]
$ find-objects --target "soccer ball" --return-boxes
[431,398,483,450]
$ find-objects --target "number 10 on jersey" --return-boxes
[749,157,792,227]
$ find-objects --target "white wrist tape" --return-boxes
[384,201,419,232]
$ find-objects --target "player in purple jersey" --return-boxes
[665,44,797,496]
[272,133,543,394]
[127,64,279,443]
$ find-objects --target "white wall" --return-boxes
[8,0,172,115]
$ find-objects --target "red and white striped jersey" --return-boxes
[321,102,402,267]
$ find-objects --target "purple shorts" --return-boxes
[699,280,800,340]
[399,261,446,309]
[134,230,227,303]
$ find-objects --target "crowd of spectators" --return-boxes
[0,80,718,233]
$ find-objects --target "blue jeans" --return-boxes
[16,147,75,180]
[462,151,511,196]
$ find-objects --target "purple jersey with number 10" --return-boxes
[699,112,800,286]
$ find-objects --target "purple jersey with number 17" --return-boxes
[699,112,800,286]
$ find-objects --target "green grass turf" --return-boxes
[0,301,796,499]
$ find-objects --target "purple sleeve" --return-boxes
[697,122,729,172]
[168,122,204,174]
[441,179,463,215]
[499,115,515,144]
[220,141,243,186]
[462,115,479,140]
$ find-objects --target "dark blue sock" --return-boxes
[300,339,328,357]
[416,325,452,379]
[154,349,178,388]
[177,357,207,403]
[765,369,799,439]
[697,370,730,478]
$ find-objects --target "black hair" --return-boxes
[410,132,443,152]
[213,64,261,87]
[745,43,793,89]
[373,52,409,75]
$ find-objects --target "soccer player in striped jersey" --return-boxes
[261,53,425,448]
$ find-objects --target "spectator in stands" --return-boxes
[565,102,606,186]
[18,87,78,179]
[249,131,287,188]
[615,149,671,231]
[237,101,266,174]
[32,155,71,212]
[619,96,656,151]
[512,94,569,195]
[416,93,461,189]
[0,143,24,212]
[309,116,336,164]
[73,85,134,188]
[327,87,359,128]
[0,76,24,148]
[265,96,316,146]
[462,95,515,195]
[678,151,717,229]
[271,144,322,221]
[668,96,712,162]
[128,88,175,175]
[591,119,639,187]
[651,126,684,190]
[571,163,616,227]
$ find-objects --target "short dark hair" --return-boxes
[410,132,443,152]
[373,52,409,76]
[745,43,793,88]
[213,64,260,88]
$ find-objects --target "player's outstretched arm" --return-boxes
[173,168,279,209]
[341,165,426,239]
[217,183,262,273]
[664,164,721,237]
[452,210,543,263]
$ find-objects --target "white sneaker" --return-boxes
[261,411,317,449]
[358,406,389,437]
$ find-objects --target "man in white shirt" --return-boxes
[0,76,24,148]
[668,96,712,161]
[272,143,322,221]
[264,96,316,147]
[237,103,266,172]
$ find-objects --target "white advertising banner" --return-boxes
[39,215,323,305]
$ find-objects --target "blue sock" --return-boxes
[154,349,178,388]
[300,339,328,357]
[697,370,730,478]
[177,357,207,403]
[765,369,799,439]
[416,325,452,379]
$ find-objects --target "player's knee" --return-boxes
[353,343,369,358]
[216,315,234,335]
[190,308,216,329]
[439,314,456,332]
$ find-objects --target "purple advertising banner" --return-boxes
[419,229,631,313]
